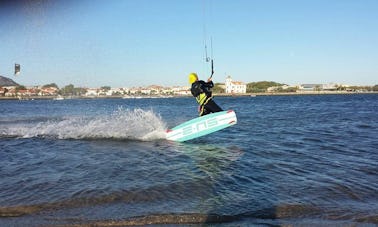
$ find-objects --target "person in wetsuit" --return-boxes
[188,72,223,116]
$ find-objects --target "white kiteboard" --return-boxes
[166,110,237,142]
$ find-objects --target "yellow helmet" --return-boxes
[188,73,198,84]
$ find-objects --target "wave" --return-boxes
[0,108,167,141]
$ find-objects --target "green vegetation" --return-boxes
[247,81,285,93]
[213,83,225,93]
[42,83,59,89]
[348,85,377,92]
[59,84,87,96]
[15,85,27,91]
[100,86,111,92]
[272,86,298,93]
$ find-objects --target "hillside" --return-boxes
[247,81,285,93]
[0,75,19,86]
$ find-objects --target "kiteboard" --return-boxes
[166,110,237,142]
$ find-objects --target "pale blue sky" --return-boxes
[1,0,377,87]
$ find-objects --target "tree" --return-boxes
[284,87,298,92]
[61,84,75,95]
[1,87,8,96]
[42,83,59,89]
[74,87,87,96]
[100,86,111,92]
[247,81,284,93]
[59,84,87,96]
[15,85,26,91]
[213,83,225,93]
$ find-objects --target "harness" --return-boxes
[197,94,212,115]
[191,81,212,116]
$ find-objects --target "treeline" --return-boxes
[246,81,290,93]
[12,83,84,96]
[58,84,86,96]
[39,83,86,96]
[348,85,378,92]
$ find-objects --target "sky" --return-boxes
[0,0,377,88]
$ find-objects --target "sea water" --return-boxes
[0,94,377,226]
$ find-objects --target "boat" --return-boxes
[54,95,64,100]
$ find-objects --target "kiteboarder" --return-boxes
[189,72,223,116]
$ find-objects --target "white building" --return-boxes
[225,76,246,94]
[172,86,190,95]
[85,88,98,96]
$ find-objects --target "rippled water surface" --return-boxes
[0,94,377,226]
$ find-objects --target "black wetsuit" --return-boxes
[191,80,223,116]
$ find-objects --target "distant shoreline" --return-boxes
[216,91,378,96]
[0,91,377,100]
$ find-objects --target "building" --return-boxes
[298,83,346,92]
[85,88,99,96]
[38,87,59,96]
[322,83,341,91]
[172,86,190,95]
[298,84,323,92]
[225,76,246,94]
